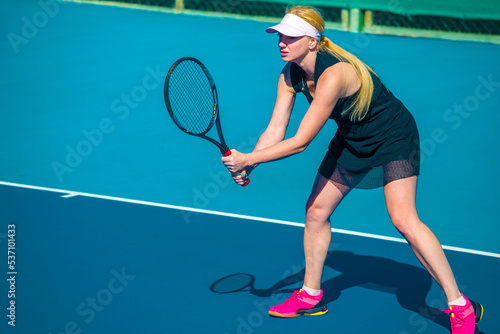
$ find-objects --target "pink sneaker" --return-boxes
[444,295,483,334]
[269,289,328,318]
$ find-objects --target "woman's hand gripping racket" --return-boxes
[164,57,249,186]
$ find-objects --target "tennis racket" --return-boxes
[164,57,249,186]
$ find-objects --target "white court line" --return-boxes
[1,180,499,259]
[60,192,79,198]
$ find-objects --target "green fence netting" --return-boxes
[76,0,500,43]
[245,0,500,21]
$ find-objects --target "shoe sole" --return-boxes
[470,300,483,324]
[269,307,328,318]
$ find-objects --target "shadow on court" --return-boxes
[210,251,489,333]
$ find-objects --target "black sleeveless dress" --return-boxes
[290,52,420,194]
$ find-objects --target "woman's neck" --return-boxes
[297,51,317,80]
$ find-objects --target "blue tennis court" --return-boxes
[0,181,499,333]
[1,0,499,333]
[0,182,499,334]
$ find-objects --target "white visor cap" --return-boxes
[266,13,321,41]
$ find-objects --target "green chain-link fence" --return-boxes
[364,9,500,43]
[74,0,500,43]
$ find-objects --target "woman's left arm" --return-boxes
[223,63,358,174]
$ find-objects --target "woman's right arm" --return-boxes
[228,63,296,184]
[253,63,297,154]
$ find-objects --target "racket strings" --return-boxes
[168,60,216,134]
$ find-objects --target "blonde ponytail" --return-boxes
[287,6,375,122]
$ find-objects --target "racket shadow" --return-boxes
[210,251,463,332]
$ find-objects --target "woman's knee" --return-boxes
[305,174,344,226]
[305,201,331,226]
[389,210,421,237]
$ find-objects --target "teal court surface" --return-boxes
[1,0,499,333]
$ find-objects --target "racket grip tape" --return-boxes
[222,149,250,187]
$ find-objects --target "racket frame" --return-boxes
[164,57,230,156]
[164,57,249,186]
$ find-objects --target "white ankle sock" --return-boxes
[448,295,467,307]
[302,285,321,296]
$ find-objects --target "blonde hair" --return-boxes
[286,6,375,122]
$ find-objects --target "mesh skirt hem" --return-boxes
[318,159,420,196]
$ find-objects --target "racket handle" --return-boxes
[242,178,250,187]
[222,149,250,187]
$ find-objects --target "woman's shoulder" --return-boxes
[314,51,344,84]
[317,61,361,98]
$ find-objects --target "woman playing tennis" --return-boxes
[221,6,482,333]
